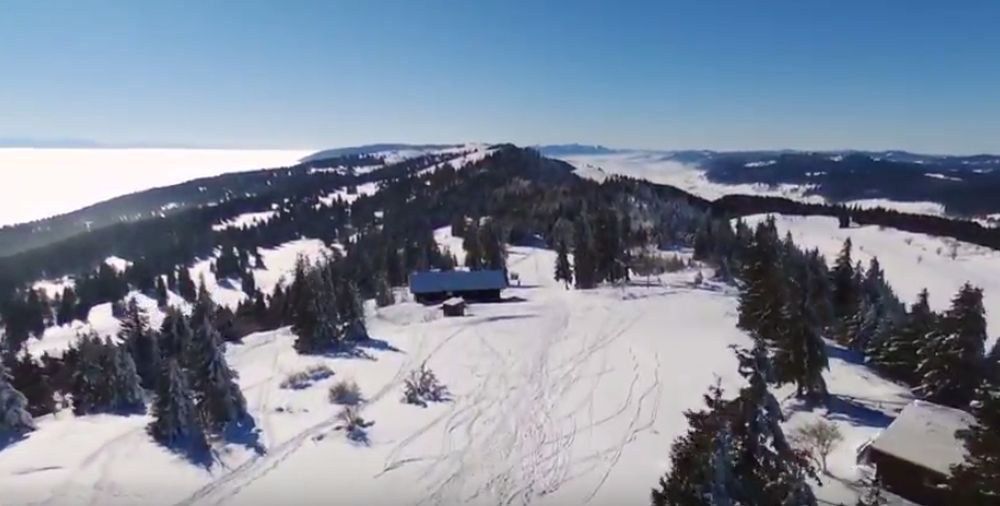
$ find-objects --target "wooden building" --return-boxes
[409,270,507,303]
[441,297,466,317]
[860,400,974,506]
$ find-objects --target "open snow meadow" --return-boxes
[0,149,311,226]
[7,217,992,505]
[1,146,997,506]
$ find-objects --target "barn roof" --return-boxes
[870,400,975,476]
[409,270,507,294]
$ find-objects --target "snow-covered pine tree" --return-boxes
[831,238,859,322]
[868,289,935,385]
[335,277,367,341]
[108,339,145,412]
[948,378,1000,503]
[479,219,508,272]
[148,358,208,452]
[463,220,483,270]
[773,262,829,401]
[177,266,197,303]
[573,213,599,289]
[0,358,35,435]
[159,307,193,364]
[292,263,342,353]
[119,298,160,389]
[736,221,785,343]
[189,315,252,432]
[651,381,739,506]
[155,276,169,307]
[554,240,573,288]
[916,283,988,407]
[374,272,395,307]
[70,332,107,414]
[731,342,818,505]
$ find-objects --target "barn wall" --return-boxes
[870,450,949,506]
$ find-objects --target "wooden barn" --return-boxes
[409,270,507,304]
[860,400,974,506]
[441,297,466,317]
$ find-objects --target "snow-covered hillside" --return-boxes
[745,214,1000,347]
[559,151,825,203]
[2,228,927,506]
[559,151,954,217]
[0,148,310,227]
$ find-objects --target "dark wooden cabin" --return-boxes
[860,400,974,506]
[409,270,507,304]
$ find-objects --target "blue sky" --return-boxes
[2,1,999,153]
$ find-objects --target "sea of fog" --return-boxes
[0,148,313,227]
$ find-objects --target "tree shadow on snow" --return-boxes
[824,395,895,429]
[221,418,266,456]
[824,342,866,366]
[321,336,403,361]
[476,313,539,323]
[0,431,29,453]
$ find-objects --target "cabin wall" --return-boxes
[870,450,949,506]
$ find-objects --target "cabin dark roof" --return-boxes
[409,270,507,294]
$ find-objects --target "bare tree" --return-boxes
[790,419,843,474]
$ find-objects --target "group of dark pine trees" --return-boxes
[650,214,1000,504]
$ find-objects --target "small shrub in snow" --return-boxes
[280,364,334,390]
[402,364,449,407]
[328,379,362,406]
[789,419,843,474]
[337,406,373,443]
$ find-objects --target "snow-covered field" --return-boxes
[559,151,960,218]
[559,151,825,203]
[0,148,310,226]
[2,227,939,506]
[745,214,1000,347]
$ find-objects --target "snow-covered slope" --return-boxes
[2,230,927,505]
[559,151,824,203]
[745,214,1000,346]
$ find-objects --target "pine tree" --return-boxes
[0,359,36,435]
[292,261,342,353]
[463,220,484,270]
[651,381,738,506]
[159,307,193,363]
[480,219,508,272]
[868,289,935,384]
[107,340,145,412]
[731,343,818,505]
[374,272,394,307]
[155,276,169,307]
[737,222,785,343]
[831,238,858,321]
[773,263,829,401]
[119,298,160,389]
[573,215,598,289]
[57,286,77,326]
[148,359,208,452]
[916,283,988,407]
[70,333,107,414]
[9,353,56,416]
[177,267,197,303]
[554,240,573,288]
[948,370,1000,504]
[189,316,253,432]
[336,278,367,341]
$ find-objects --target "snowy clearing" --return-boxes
[211,211,277,231]
[744,214,1000,346]
[558,151,824,203]
[0,148,310,227]
[2,236,917,506]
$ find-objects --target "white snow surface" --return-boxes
[0,148,310,227]
[211,211,277,231]
[745,214,1000,346]
[559,151,825,203]
[2,234,924,506]
[868,400,973,476]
